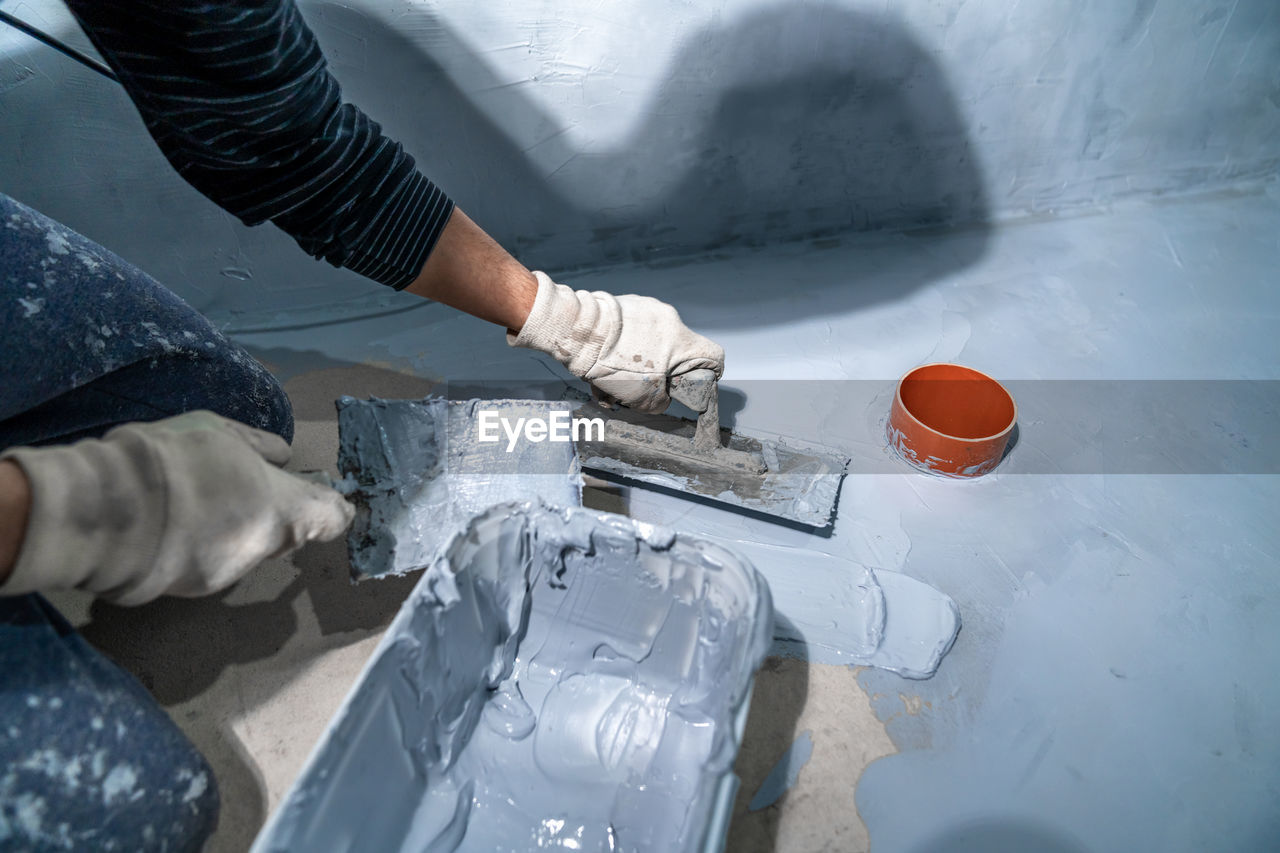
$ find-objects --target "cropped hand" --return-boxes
[508,271,724,412]
[0,411,353,606]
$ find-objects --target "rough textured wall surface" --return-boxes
[0,0,1276,321]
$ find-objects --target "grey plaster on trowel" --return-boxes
[252,502,773,853]
[336,397,583,578]
[576,404,849,529]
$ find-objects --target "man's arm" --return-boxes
[0,461,31,587]
[64,0,454,292]
[407,209,538,333]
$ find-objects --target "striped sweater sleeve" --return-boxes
[64,0,454,290]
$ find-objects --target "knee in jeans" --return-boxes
[200,348,295,444]
[245,366,295,444]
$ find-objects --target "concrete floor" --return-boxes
[51,183,1280,852]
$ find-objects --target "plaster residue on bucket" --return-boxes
[253,503,773,853]
[885,421,1001,479]
[851,382,998,478]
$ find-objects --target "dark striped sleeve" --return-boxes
[64,0,454,290]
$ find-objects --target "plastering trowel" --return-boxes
[574,370,849,528]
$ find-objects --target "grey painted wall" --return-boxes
[1,0,1276,322]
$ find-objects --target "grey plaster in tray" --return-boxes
[252,502,773,853]
[336,397,583,578]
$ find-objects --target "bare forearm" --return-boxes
[0,460,31,586]
[404,208,538,333]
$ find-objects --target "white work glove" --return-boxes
[0,411,354,606]
[507,271,724,413]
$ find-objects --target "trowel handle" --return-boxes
[669,369,718,414]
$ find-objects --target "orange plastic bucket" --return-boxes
[888,363,1016,477]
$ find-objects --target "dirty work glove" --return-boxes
[507,271,724,413]
[0,411,353,606]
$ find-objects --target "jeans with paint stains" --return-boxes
[0,193,292,447]
[0,596,217,851]
[1,193,294,850]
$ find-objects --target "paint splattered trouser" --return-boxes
[0,193,295,850]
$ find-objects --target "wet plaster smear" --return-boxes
[253,503,773,852]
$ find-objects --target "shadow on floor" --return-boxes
[726,615,810,853]
[76,548,422,707]
[906,818,1091,853]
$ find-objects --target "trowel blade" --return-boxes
[573,405,848,529]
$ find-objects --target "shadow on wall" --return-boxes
[309,0,991,317]
[0,1,988,324]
